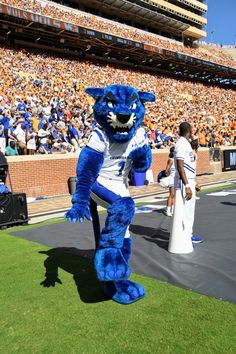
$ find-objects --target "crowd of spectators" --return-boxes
[0,46,235,157]
[4,0,236,69]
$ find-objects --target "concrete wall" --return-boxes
[6,148,224,197]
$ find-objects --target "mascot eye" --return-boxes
[130,102,137,110]
[107,101,115,108]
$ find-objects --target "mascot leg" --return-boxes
[104,238,146,304]
[91,181,146,304]
[94,197,135,281]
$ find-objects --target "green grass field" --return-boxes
[0,219,236,354]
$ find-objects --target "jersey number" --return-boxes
[117,161,126,176]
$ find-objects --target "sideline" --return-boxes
[29,179,236,224]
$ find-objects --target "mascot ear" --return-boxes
[85,87,104,99]
[138,91,156,103]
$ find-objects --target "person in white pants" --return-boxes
[174,122,203,244]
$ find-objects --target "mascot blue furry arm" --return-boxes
[65,84,155,304]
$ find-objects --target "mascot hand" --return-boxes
[64,203,92,223]
[128,144,152,172]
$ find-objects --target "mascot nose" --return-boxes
[117,113,131,124]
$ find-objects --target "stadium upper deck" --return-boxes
[0,0,235,87]
[65,0,207,42]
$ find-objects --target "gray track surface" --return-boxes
[11,191,236,303]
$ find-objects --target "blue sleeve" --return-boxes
[72,127,79,137]
[71,146,104,206]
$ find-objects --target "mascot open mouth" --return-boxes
[107,112,136,135]
[85,84,155,142]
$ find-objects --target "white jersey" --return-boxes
[174,136,196,180]
[86,126,147,181]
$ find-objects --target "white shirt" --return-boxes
[174,136,196,179]
[38,128,50,138]
[87,127,147,181]
[38,128,50,144]
[27,132,37,150]
[13,124,26,143]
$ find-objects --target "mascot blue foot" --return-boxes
[103,238,146,304]
[94,248,130,281]
[104,280,146,304]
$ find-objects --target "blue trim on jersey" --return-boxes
[184,165,195,174]
[184,163,195,174]
[91,181,120,205]
[184,162,195,171]
[94,129,105,142]
[180,180,185,199]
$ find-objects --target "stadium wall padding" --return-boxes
[6,149,221,197]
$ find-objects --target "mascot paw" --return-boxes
[128,144,151,172]
[129,144,148,159]
[94,248,130,281]
[64,204,92,223]
[104,280,146,304]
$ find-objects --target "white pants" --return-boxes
[175,178,196,238]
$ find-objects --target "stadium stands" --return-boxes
[0,46,235,156]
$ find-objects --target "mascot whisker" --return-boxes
[65,84,155,304]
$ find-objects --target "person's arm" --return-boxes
[38,129,48,138]
[12,132,22,143]
[42,146,48,155]
[165,158,173,176]
[195,184,201,192]
[26,132,32,142]
[75,134,80,143]
[11,133,17,140]
[8,130,15,141]
[176,159,192,200]
[73,130,80,143]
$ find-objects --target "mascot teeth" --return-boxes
[107,112,136,131]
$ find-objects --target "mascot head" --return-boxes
[85,84,155,142]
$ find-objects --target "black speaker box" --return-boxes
[0,193,28,227]
[0,151,8,183]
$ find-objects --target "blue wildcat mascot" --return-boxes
[65,84,155,304]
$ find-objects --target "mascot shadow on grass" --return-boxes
[44,84,155,304]
[39,247,108,303]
